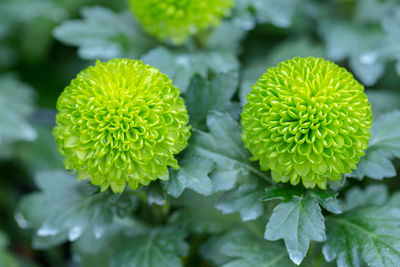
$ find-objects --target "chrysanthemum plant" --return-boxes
[15,1,400,267]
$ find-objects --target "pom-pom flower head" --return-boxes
[129,0,234,45]
[54,59,191,193]
[241,57,372,189]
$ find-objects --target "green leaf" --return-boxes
[216,175,265,221]
[310,190,342,215]
[261,185,342,214]
[15,170,137,249]
[352,150,396,180]
[351,110,400,180]
[0,74,36,157]
[349,57,384,87]
[110,227,188,267]
[355,0,397,24]
[219,229,297,267]
[191,111,268,191]
[262,186,341,265]
[358,5,400,77]
[186,72,240,130]
[367,90,400,117]
[14,124,64,172]
[142,47,239,93]
[72,218,146,267]
[146,181,166,205]
[240,0,299,27]
[0,0,66,24]
[170,207,242,235]
[319,20,384,85]
[53,7,155,60]
[323,192,400,267]
[261,185,307,202]
[73,219,188,267]
[199,234,233,266]
[168,191,245,235]
[343,184,388,212]
[163,153,215,197]
[205,20,249,52]
[205,1,256,52]
[185,111,270,219]
[265,194,325,265]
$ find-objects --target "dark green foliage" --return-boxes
[1,0,400,266]
[324,189,400,267]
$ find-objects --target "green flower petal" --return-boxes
[54,59,191,193]
[241,57,372,189]
[129,0,234,44]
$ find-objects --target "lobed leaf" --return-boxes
[73,219,188,267]
[219,229,297,267]
[343,184,388,212]
[262,185,341,265]
[216,175,265,221]
[238,0,299,27]
[367,90,400,117]
[168,192,244,235]
[110,227,188,267]
[323,192,400,267]
[192,111,267,188]
[15,170,137,248]
[186,72,240,131]
[351,110,400,180]
[265,195,325,265]
[186,111,270,219]
[142,47,239,93]
[163,153,215,197]
[53,7,155,60]
[319,20,385,86]
[0,74,37,158]
[358,5,400,77]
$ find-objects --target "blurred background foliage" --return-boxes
[0,0,399,266]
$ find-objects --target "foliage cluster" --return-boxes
[1,0,400,266]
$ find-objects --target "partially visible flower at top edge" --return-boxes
[53,58,191,193]
[241,57,373,189]
[128,0,234,45]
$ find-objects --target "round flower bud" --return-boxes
[129,0,234,45]
[53,59,191,193]
[241,57,372,189]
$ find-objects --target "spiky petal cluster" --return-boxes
[241,57,372,189]
[53,59,191,193]
[129,0,234,45]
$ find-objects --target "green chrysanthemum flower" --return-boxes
[241,57,372,189]
[129,0,234,45]
[54,59,191,193]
